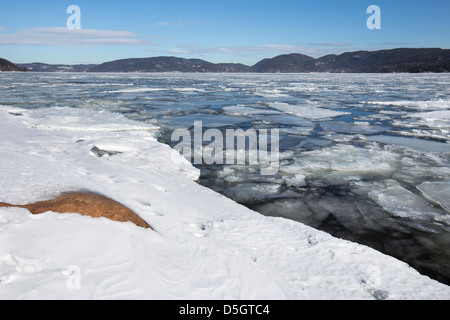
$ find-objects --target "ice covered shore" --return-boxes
[0,107,449,300]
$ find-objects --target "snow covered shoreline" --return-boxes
[1,106,449,300]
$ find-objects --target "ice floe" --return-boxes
[368,180,450,226]
[367,99,450,111]
[320,121,388,134]
[365,135,450,153]
[269,102,350,120]
[223,105,281,116]
[417,181,450,213]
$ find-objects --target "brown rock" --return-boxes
[0,192,152,229]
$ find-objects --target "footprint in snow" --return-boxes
[188,222,210,238]
[0,254,42,284]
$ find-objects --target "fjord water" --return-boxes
[1,73,449,285]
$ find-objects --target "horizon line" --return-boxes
[12,47,449,66]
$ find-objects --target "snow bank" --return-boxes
[1,107,449,300]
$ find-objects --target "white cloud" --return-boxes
[167,49,191,54]
[153,22,185,27]
[0,27,6,32]
[153,22,172,26]
[154,43,361,61]
[308,42,352,47]
[0,27,158,46]
[159,44,319,57]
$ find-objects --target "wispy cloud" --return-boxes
[153,22,172,26]
[167,49,192,54]
[382,42,414,46]
[0,27,158,46]
[152,43,361,62]
[153,21,185,27]
[308,42,352,47]
[179,43,203,48]
[0,27,6,32]
[159,44,319,56]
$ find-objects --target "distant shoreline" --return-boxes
[4,48,450,74]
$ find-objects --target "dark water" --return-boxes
[1,72,450,285]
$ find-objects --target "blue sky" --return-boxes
[0,0,449,65]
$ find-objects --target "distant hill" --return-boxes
[17,63,96,73]
[216,63,252,73]
[252,53,316,73]
[314,48,450,73]
[88,57,251,73]
[252,48,450,73]
[10,48,450,73]
[90,49,450,73]
[0,58,27,72]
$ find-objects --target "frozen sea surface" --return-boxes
[1,72,450,289]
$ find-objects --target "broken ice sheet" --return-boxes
[222,105,281,116]
[368,180,450,227]
[410,110,450,121]
[269,102,350,120]
[158,113,251,128]
[254,114,315,128]
[283,144,398,175]
[401,110,450,132]
[222,183,297,205]
[417,182,450,214]
[366,99,450,111]
[365,135,450,153]
[320,121,388,134]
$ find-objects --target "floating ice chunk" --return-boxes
[255,114,315,128]
[321,121,388,134]
[392,129,450,142]
[108,88,167,93]
[369,180,450,226]
[365,135,450,153]
[223,105,280,116]
[294,144,397,173]
[159,114,250,128]
[321,133,356,143]
[296,138,332,149]
[279,135,307,149]
[367,99,450,111]
[404,111,450,131]
[277,144,398,188]
[280,84,317,92]
[172,87,207,93]
[278,127,315,136]
[255,89,289,98]
[410,111,450,121]
[392,118,450,131]
[417,182,450,214]
[284,174,307,187]
[222,183,294,204]
[269,102,350,120]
